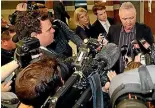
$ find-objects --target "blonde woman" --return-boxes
[74,7,91,40]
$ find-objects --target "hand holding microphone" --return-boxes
[97,33,108,46]
[96,33,108,51]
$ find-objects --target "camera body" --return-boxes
[15,37,40,68]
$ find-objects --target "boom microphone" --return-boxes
[95,43,120,70]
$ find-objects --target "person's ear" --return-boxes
[1,40,7,46]
[31,32,37,37]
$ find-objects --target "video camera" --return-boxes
[41,40,120,108]
[15,37,40,68]
[109,65,155,108]
[40,38,103,108]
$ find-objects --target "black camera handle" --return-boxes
[73,87,92,108]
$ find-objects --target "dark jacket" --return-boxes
[53,1,70,24]
[47,19,83,58]
[1,48,14,66]
[107,22,154,74]
[75,24,91,40]
[90,17,114,39]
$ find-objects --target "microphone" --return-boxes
[131,40,141,55]
[120,45,128,56]
[95,43,120,70]
[140,39,151,52]
[139,39,152,65]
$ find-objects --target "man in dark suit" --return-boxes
[53,1,70,25]
[90,2,114,39]
[107,2,154,74]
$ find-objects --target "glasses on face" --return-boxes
[122,16,135,21]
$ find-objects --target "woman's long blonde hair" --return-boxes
[74,7,89,29]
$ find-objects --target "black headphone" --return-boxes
[9,11,17,25]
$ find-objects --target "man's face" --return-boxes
[119,8,136,31]
[3,33,16,50]
[96,9,107,22]
[36,19,55,47]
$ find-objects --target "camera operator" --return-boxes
[15,56,74,108]
[15,8,82,58]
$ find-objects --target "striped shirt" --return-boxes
[118,26,136,73]
[119,26,136,48]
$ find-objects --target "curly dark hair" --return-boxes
[15,10,53,40]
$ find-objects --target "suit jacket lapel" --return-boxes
[115,24,122,45]
[96,20,106,33]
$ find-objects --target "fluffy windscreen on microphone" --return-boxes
[95,43,120,70]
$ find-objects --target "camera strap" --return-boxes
[88,73,104,108]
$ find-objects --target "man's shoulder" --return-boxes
[136,22,150,30]
[75,26,84,33]
[92,20,100,27]
[107,17,114,25]
[76,25,82,29]
[110,24,122,30]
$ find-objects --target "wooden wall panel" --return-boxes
[144,1,155,38]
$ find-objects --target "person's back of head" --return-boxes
[15,56,63,107]
[124,61,142,72]
[15,11,42,40]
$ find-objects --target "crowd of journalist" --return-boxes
[1,1,155,108]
